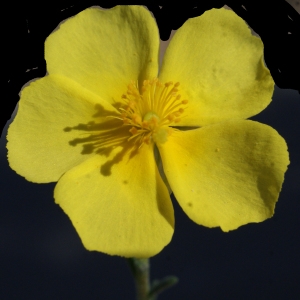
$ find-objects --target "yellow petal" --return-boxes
[158,120,289,231]
[159,8,274,126]
[7,75,117,183]
[45,6,159,105]
[54,142,174,257]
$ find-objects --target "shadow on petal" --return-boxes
[63,103,140,176]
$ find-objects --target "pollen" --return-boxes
[115,78,188,146]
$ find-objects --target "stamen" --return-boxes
[115,78,188,147]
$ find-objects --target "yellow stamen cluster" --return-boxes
[116,78,188,145]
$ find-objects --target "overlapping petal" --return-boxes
[45,6,160,105]
[54,143,174,257]
[7,75,117,183]
[158,120,289,231]
[159,8,274,126]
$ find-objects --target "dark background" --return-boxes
[2,1,300,299]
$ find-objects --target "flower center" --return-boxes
[115,78,188,146]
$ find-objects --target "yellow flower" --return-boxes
[7,6,289,258]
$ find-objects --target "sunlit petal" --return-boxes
[159,8,274,126]
[46,6,159,105]
[158,120,289,231]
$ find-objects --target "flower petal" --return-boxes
[54,143,174,257]
[158,120,289,231]
[158,8,274,126]
[7,75,117,183]
[45,6,159,105]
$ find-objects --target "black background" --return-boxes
[2,1,300,299]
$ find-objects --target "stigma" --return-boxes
[116,78,188,146]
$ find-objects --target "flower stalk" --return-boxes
[127,258,150,300]
[127,258,178,300]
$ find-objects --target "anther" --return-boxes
[129,127,138,135]
[143,136,150,144]
[128,101,136,108]
[142,121,149,128]
[132,114,142,125]
[168,114,175,121]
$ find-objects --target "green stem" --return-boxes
[127,258,150,300]
[127,257,178,300]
